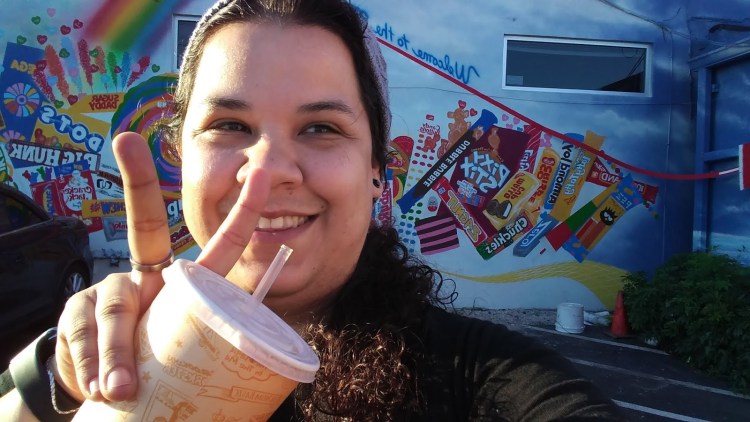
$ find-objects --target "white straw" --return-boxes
[252,244,293,303]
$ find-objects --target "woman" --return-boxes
[1,0,624,420]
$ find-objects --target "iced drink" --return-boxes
[72,257,320,421]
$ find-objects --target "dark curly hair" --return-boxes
[297,225,455,420]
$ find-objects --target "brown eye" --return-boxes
[302,123,338,135]
[214,121,250,133]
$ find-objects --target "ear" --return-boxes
[371,163,384,200]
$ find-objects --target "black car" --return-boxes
[0,183,94,340]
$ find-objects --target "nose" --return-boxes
[237,133,303,188]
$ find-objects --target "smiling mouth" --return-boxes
[256,215,310,230]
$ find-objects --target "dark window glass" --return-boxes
[506,39,647,93]
[177,19,199,69]
[0,194,42,234]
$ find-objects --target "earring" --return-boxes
[373,179,381,188]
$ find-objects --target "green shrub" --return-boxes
[622,251,750,393]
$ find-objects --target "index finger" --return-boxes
[112,132,171,289]
[196,167,270,276]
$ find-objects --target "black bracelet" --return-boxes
[9,327,81,421]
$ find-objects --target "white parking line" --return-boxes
[571,358,750,399]
[613,400,711,422]
[523,325,669,354]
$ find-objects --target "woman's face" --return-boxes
[180,22,381,322]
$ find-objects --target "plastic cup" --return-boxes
[72,257,320,421]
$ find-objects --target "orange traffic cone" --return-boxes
[607,290,632,338]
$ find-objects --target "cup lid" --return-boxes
[162,259,320,383]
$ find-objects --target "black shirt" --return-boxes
[270,306,625,421]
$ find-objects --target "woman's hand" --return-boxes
[54,132,269,402]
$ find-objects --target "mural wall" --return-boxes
[1,0,746,310]
[0,0,195,263]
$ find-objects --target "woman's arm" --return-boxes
[0,328,79,422]
[420,308,626,420]
[0,388,40,422]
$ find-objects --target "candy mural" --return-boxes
[1,0,748,310]
[355,0,750,309]
[0,0,193,263]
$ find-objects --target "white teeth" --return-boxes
[257,215,308,230]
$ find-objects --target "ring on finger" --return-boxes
[130,250,175,272]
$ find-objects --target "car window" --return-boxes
[0,193,44,234]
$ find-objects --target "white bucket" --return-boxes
[555,303,585,334]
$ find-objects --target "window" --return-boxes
[504,37,649,94]
[174,16,199,70]
[0,193,42,234]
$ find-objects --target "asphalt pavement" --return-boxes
[514,323,750,421]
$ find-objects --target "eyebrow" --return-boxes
[298,100,356,117]
[202,96,250,111]
[200,97,357,120]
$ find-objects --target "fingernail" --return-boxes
[106,367,132,389]
[88,378,100,397]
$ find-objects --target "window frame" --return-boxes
[502,35,653,96]
[173,15,200,72]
